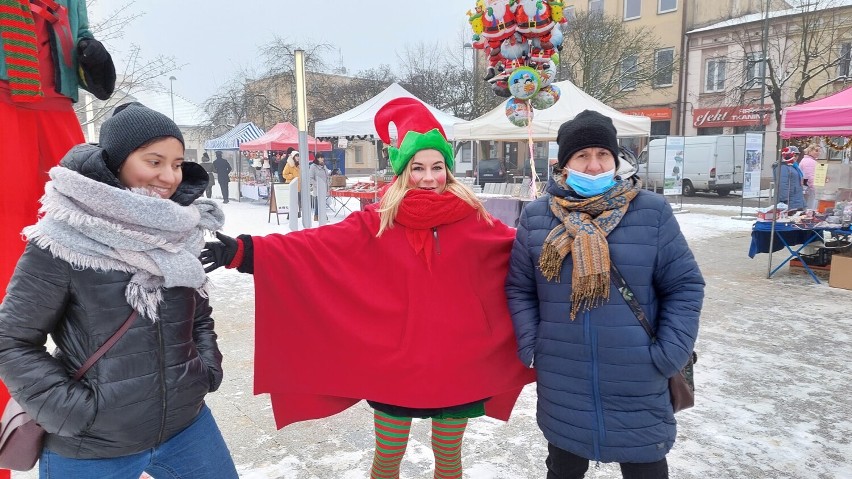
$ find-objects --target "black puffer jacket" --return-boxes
[0,147,222,459]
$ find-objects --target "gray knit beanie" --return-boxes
[100,102,185,175]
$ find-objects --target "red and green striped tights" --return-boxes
[370,410,468,479]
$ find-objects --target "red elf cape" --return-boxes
[251,202,535,428]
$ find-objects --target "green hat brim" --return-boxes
[389,129,454,175]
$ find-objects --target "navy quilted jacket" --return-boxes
[506,179,704,464]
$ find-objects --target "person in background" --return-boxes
[309,152,331,221]
[776,146,805,211]
[200,97,535,479]
[0,103,237,478]
[270,152,282,182]
[506,110,704,479]
[282,150,300,184]
[0,1,116,447]
[279,146,295,181]
[213,150,231,203]
[201,152,215,198]
[799,144,820,211]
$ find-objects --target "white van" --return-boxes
[636,135,745,196]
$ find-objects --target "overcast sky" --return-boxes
[89,0,473,106]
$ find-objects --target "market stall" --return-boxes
[748,222,850,284]
[240,122,332,152]
[204,122,265,201]
[757,86,852,284]
[315,83,463,140]
[316,84,464,212]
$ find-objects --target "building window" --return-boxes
[734,125,764,134]
[589,0,604,14]
[658,0,677,13]
[621,55,638,90]
[705,58,726,92]
[624,0,641,20]
[653,47,675,87]
[745,51,764,89]
[565,6,576,20]
[698,127,724,135]
[826,137,849,161]
[354,146,364,164]
[839,42,851,77]
[651,121,671,136]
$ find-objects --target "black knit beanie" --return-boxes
[100,102,185,175]
[556,110,620,170]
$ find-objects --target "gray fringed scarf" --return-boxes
[23,166,225,321]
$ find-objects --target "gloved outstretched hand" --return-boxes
[200,232,237,273]
[77,38,110,66]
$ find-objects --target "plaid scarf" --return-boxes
[0,0,42,101]
[539,177,641,320]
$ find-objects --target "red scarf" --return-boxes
[394,189,476,270]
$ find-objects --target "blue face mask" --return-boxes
[565,168,617,197]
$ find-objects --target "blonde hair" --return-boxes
[376,162,492,236]
[805,143,821,156]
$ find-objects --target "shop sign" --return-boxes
[692,106,771,128]
[621,107,672,120]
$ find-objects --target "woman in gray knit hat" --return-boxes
[0,103,237,478]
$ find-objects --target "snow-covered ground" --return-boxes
[15,196,852,479]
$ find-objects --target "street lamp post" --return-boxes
[463,43,478,178]
[168,76,177,122]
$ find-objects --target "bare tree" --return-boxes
[720,0,852,127]
[556,11,675,104]
[202,67,279,132]
[320,65,397,115]
[396,42,463,115]
[77,1,179,126]
[396,40,502,120]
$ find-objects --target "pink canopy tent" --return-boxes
[780,86,852,138]
[239,122,333,151]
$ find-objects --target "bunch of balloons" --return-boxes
[467,0,568,126]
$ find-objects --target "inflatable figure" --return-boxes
[467,1,486,48]
[481,0,517,80]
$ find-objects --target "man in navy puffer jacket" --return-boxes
[506,110,705,478]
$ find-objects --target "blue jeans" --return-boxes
[39,404,237,479]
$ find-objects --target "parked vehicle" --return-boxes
[636,135,745,196]
[520,157,551,181]
[476,158,509,186]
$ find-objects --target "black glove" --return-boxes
[77,38,110,66]
[200,232,238,273]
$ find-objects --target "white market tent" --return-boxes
[453,80,651,140]
[315,83,465,140]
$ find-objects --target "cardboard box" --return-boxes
[756,210,787,221]
[330,175,347,188]
[829,254,852,290]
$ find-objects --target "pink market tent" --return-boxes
[780,86,852,138]
[239,122,333,152]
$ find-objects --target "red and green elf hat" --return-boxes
[374,97,454,176]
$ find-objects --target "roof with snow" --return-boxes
[687,0,852,34]
[126,89,209,127]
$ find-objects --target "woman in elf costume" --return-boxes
[202,97,535,478]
